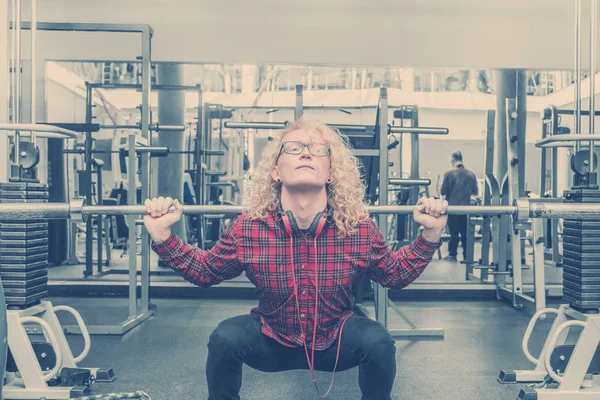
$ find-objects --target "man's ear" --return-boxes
[270,166,280,182]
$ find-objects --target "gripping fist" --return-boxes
[413,196,448,241]
[143,197,183,243]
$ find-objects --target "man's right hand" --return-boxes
[143,197,183,243]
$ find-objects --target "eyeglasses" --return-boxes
[276,141,330,163]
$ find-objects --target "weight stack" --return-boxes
[0,182,49,308]
[562,188,600,313]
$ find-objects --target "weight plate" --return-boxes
[564,221,600,230]
[9,141,40,169]
[563,250,600,263]
[0,268,47,280]
[563,280,600,292]
[563,243,600,253]
[0,253,47,263]
[5,289,47,308]
[1,275,47,288]
[563,272,600,283]
[563,265,600,276]
[563,228,600,238]
[0,260,48,271]
[563,287,600,300]
[0,238,48,248]
[0,246,48,256]
[0,222,48,230]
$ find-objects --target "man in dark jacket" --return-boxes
[440,151,478,261]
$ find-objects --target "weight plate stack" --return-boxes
[0,182,49,308]
[562,189,600,312]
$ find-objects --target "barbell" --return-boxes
[0,198,598,223]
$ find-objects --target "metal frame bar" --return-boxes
[60,22,154,335]
[506,98,525,309]
[0,123,78,138]
[389,178,431,186]
[12,21,153,34]
[375,88,388,326]
[536,134,600,148]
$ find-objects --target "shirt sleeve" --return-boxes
[366,219,441,289]
[150,215,244,287]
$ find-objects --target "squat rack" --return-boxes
[7,21,155,336]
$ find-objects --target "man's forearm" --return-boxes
[421,227,444,243]
[148,228,172,244]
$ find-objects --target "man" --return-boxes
[440,151,478,262]
[145,119,448,400]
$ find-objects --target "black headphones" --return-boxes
[279,205,329,237]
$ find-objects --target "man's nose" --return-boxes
[299,146,312,158]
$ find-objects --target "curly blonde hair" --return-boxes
[243,118,369,237]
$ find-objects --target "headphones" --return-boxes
[281,209,328,237]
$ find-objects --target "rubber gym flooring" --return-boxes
[48,295,560,400]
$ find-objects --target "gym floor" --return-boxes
[49,295,559,400]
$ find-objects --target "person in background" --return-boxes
[440,151,478,262]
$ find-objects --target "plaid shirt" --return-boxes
[151,210,441,351]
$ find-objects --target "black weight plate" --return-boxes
[0,246,48,256]
[1,275,48,288]
[563,287,600,300]
[563,250,600,263]
[0,222,48,231]
[564,243,600,253]
[0,238,48,248]
[5,290,47,307]
[563,220,600,230]
[563,228,600,238]
[0,260,48,272]
[563,280,600,292]
[563,272,600,283]
[0,268,47,280]
[0,253,48,263]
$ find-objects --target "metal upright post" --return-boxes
[140,26,152,313]
[96,161,103,273]
[506,98,524,308]
[127,133,137,319]
[575,0,583,152]
[375,88,388,325]
[410,107,420,239]
[84,83,93,278]
[480,110,496,278]
[295,85,303,120]
[196,88,204,247]
[589,0,597,183]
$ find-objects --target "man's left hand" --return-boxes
[413,196,448,242]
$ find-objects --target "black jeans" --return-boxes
[447,215,467,258]
[206,313,396,400]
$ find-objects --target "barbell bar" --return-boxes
[223,121,449,135]
[0,198,598,223]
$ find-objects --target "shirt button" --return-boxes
[301,264,305,269]
[301,289,306,295]
[300,313,306,319]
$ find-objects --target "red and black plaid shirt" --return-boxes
[151,210,441,351]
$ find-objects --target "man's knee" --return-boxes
[346,318,396,359]
[363,328,396,358]
[208,315,258,357]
